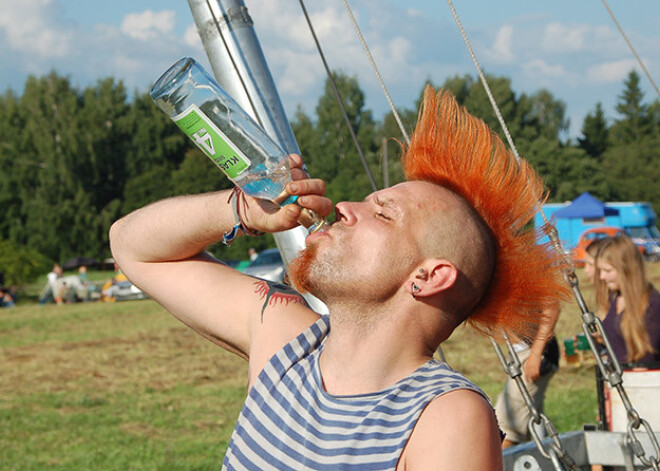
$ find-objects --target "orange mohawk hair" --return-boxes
[403,86,569,338]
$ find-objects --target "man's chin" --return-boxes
[287,244,318,294]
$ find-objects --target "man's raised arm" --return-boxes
[109,155,331,362]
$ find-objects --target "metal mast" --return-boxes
[187,0,327,314]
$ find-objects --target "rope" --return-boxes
[445,0,521,164]
[448,1,660,465]
[446,2,579,467]
[340,0,411,147]
[601,0,660,99]
[297,0,379,192]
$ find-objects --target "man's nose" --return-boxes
[334,201,361,225]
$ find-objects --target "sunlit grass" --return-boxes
[1,299,247,470]
[2,262,659,469]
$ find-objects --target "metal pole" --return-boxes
[187,0,328,314]
[382,138,389,189]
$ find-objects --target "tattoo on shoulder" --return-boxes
[253,280,308,322]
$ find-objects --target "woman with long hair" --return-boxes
[596,235,660,364]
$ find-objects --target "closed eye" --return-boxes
[373,196,398,221]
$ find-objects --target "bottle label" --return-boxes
[173,104,250,180]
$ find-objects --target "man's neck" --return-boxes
[318,301,438,396]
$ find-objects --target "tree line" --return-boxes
[0,69,658,285]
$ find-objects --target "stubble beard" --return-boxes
[288,243,379,328]
[288,237,411,309]
[288,241,347,301]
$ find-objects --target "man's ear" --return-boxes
[408,260,458,298]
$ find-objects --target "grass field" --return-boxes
[2,263,660,469]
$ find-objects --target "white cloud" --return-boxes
[247,1,374,103]
[542,22,622,55]
[404,8,425,20]
[0,0,72,57]
[277,51,326,98]
[587,59,639,82]
[543,22,588,53]
[523,59,566,78]
[484,25,515,64]
[184,23,202,48]
[120,10,176,41]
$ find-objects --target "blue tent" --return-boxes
[552,192,619,219]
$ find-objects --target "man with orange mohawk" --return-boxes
[110,86,567,470]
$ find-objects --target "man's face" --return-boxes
[598,260,620,292]
[289,182,440,303]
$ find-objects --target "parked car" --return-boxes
[572,227,623,266]
[242,248,285,283]
[572,226,648,266]
[106,280,148,301]
[626,225,660,262]
[223,259,251,271]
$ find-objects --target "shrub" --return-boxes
[0,238,52,286]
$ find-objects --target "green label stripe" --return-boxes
[173,104,250,180]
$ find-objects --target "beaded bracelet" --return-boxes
[222,188,264,246]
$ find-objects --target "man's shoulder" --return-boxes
[400,389,502,470]
[420,387,494,424]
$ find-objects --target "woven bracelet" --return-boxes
[222,188,264,246]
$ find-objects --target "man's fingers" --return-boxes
[296,195,334,218]
[290,168,309,181]
[288,154,310,182]
[287,179,325,196]
[288,153,303,169]
[285,179,332,218]
[265,204,301,231]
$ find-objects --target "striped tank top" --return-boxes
[223,316,487,470]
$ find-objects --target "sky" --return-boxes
[1,0,659,139]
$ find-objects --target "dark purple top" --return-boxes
[602,287,660,365]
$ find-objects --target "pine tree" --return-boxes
[612,70,650,143]
[578,102,609,159]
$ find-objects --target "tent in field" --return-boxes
[552,192,619,219]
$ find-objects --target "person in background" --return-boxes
[248,247,258,262]
[596,235,660,365]
[1,287,16,307]
[39,264,63,304]
[77,266,90,301]
[78,265,88,284]
[101,263,128,301]
[495,302,561,448]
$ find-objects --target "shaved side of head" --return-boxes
[416,183,495,323]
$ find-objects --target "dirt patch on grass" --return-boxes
[0,326,247,396]
[121,421,163,438]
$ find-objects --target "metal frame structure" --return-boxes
[504,431,660,470]
[186,0,327,314]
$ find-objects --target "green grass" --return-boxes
[1,300,247,470]
[2,262,660,469]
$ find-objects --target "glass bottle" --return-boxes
[150,57,326,232]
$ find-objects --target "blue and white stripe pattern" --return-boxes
[223,316,487,470]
